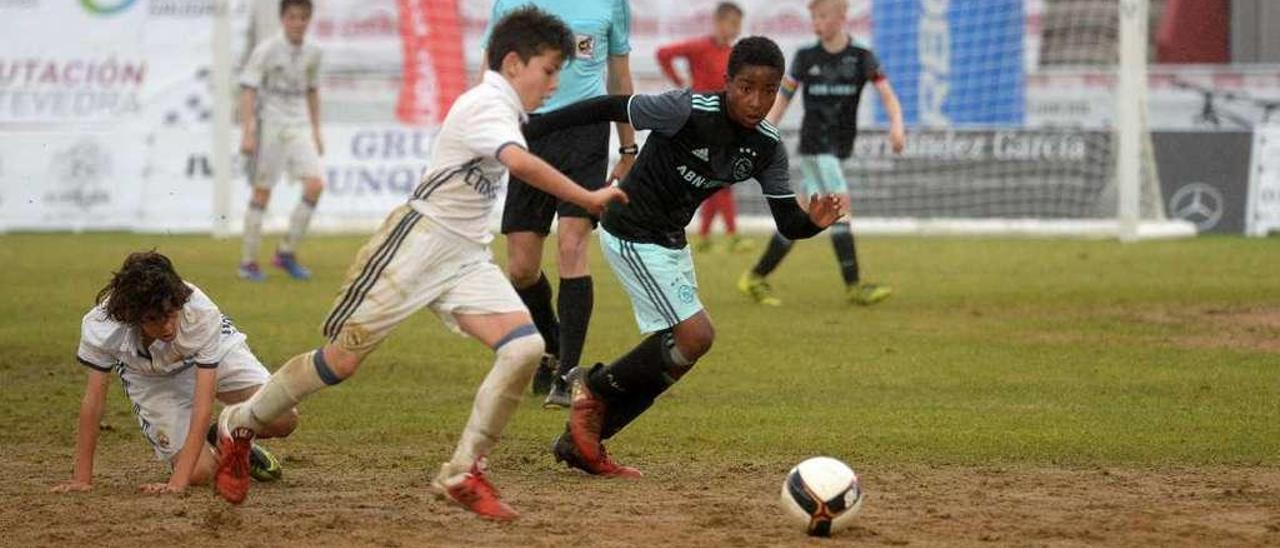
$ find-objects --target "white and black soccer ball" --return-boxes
[778,456,864,537]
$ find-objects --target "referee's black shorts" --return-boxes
[500,117,609,235]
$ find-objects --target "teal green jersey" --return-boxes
[484,0,631,112]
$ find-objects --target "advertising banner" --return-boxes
[395,0,468,126]
[1246,127,1280,236]
[0,0,460,232]
[871,0,1025,127]
[140,124,437,233]
[1152,132,1254,234]
[0,130,146,230]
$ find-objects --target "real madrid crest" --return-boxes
[731,147,757,180]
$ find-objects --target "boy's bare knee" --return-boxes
[675,319,715,361]
[323,345,363,379]
[303,178,325,200]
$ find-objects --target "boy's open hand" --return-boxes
[807,194,845,228]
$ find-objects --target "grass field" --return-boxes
[2,232,1278,546]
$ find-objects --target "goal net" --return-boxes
[206,0,1191,239]
[730,0,1191,239]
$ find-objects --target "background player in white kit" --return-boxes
[237,0,325,282]
[51,252,298,495]
[213,7,627,519]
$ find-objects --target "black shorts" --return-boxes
[501,119,609,235]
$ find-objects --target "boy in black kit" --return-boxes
[739,0,906,307]
[521,36,844,475]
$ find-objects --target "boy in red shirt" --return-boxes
[655,2,750,253]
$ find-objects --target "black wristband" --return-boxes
[618,144,639,155]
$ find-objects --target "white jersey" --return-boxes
[239,35,322,126]
[407,70,528,245]
[76,283,247,377]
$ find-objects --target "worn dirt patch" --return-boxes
[1131,306,1280,353]
[1008,305,1280,353]
[5,443,1279,547]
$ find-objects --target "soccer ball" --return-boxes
[778,456,864,537]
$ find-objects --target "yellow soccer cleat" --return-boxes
[737,271,782,306]
[249,443,284,482]
[847,283,893,306]
[728,235,757,253]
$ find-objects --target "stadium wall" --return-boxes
[0,0,1275,235]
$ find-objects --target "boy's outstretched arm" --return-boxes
[523,95,633,141]
[606,54,637,184]
[523,89,693,142]
[765,194,844,240]
[655,38,698,88]
[758,147,845,240]
[767,70,801,125]
[874,78,906,153]
[238,87,258,156]
[141,367,217,494]
[499,145,629,216]
[51,369,110,492]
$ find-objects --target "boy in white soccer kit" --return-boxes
[237,0,325,282]
[52,252,297,495]
[214,7,627,520]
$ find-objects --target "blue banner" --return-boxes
[872,0,1024,127]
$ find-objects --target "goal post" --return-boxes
[211,0,234,239]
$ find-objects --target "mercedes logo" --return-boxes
[1168,182,1224,231]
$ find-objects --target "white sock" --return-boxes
[278,198,317,254]
[439,329,544,481]
[230,349,340,433]
[242,203,265,264]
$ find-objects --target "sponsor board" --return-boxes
[139,124,437,232]
[0,131,143,230]
[1246,127,1280,236]
[1152,132,1253,234]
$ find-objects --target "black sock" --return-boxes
[586,333,670,401]
[602,396,656,440]
[556,276,593,375]
[587,331,693,439]
[751,232,794,277]
[514,272,559,358]
[830,222,860,285]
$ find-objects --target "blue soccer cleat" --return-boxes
[272,251,312,280]
[238,262,267,282]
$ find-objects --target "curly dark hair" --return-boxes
[728,35,785,78]
[95,251,192,325]
[486,6,575,72]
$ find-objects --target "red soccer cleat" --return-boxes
[596,444,643,479]
[567,367,607,464]
[214,419,255,504]
[552,432,643,478]
[441,460,518,520]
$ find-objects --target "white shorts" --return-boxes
[321,205,527,357]
[247,120,322,188]
[118,342,270,461]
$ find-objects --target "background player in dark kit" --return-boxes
[739,0,906,307]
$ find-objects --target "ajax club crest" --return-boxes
[731,147,757,180]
